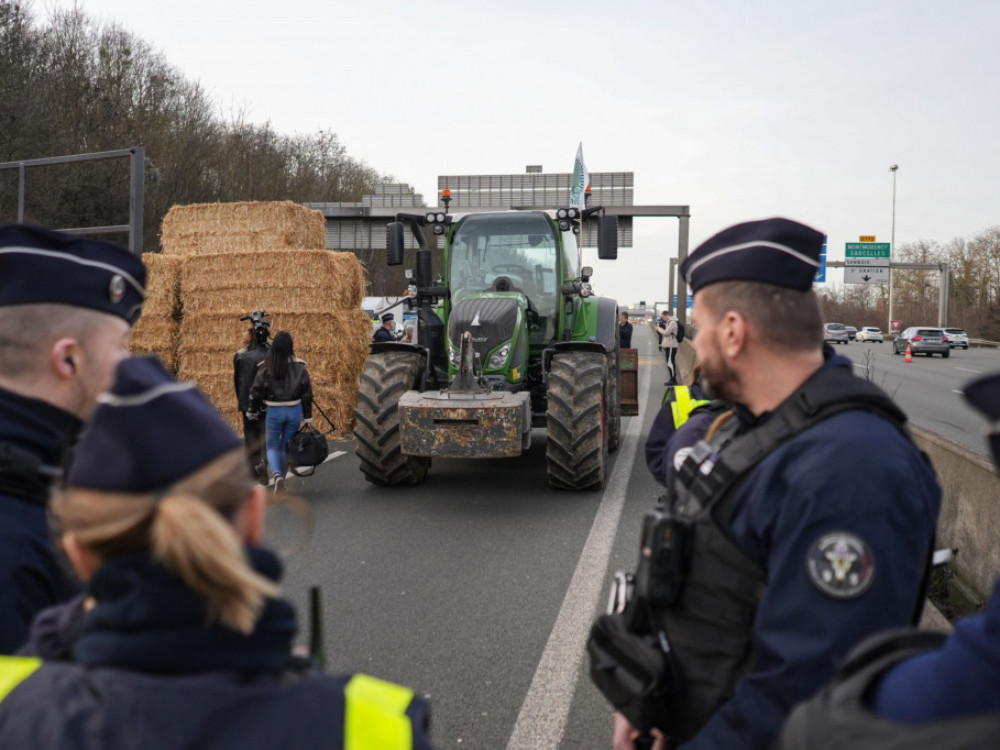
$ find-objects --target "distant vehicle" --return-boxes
[894,327,950,358]
[856,326,883,343]
[845,325,858,341]
[943,327,970,349]
[823,322,849,344]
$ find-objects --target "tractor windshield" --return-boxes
[449,212,560,345]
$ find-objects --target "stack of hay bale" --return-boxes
[128,254,183,370]
[132,200,371,437]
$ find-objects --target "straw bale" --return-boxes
[181,250,364,313]
[177,370,242,433]
[141,253,184,317]
[161,201,326,255]
[129,315,179,371]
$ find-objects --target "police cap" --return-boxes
[963,373,1000,469]
[0,223,147,324]
[67,356,242,493]
[381,313,394,323]
[681,217,824,293]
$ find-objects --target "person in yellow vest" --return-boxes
[0,356,434,750]
[644,367,718,485]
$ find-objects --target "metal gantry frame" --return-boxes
[827,260,951,328]
[0,146,145,254]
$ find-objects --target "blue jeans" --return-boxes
[265,403,302,477]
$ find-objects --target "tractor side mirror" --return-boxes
[598,214,618,260]
[386,222,405,266]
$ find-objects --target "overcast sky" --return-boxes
[44,0,1000,307]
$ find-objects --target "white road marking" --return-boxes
[953,390,965,395]
[322,450,347,464]
[506,366,650,750]
[954,367,983,374]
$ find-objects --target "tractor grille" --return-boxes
[450,297,519,359]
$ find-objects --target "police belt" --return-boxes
[0,442,60,505]
[589,365,931,738]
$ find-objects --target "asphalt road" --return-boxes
[833,339,1000,454]
[265,325,674,749]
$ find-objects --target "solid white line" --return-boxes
[506,366,650,750]
[954,367,983,374]
[322,450,347,464]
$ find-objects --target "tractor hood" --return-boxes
[449,296,520,354]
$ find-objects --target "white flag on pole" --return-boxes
[570,142,589,209]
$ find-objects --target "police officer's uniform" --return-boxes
[779,371,1000,749]
[593,219,942,749]
[0,357,434,749]
[372,312,396,342]
[0,224,146,654]
[644,384,714,485]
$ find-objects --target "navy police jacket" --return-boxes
[0,548,434,750]
[0,386,82,654]
[873,576,1000,721]
[680,351,941,750]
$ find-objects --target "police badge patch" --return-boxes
[806,532,875,599]
[108,275,126,304]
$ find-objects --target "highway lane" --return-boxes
[264,325,670,749]
[834,340,1000,454]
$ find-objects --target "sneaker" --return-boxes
[272,473,284,493]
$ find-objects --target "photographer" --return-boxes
[594,218,941,750]
[234,310,270,482]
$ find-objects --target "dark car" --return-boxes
[845,325,858,341]
[893,327,950,358]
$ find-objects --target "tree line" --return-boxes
[819,226,1000,340]
[0,1,389,254]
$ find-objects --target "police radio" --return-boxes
[634,501,693,609]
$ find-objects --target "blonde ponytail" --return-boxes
[53,448,279,635]
[150,492,277,634]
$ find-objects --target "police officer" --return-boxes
[0,223,145,654]
[607,218,941,750]
[619,312,633,349]
[643,374,714,486]
[372,312,396,342]
[234,310,271,482]
[779,371,1000,749]
[0,356,434,749]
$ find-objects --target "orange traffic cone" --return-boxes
[904,343,913,363]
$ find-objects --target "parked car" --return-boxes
[943,327,970,349]
[823,322,849,344]
[845,325,858,341]
[893,327,950,358]
[856,326,884,343]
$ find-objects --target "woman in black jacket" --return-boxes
[248,331,312,491]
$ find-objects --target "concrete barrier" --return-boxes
[912,425,1000,603]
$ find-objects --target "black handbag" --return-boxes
[286,401,334,477]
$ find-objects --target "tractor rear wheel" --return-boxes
[354,351,430,486]
[546,351,609,490]
[606,350,621,453]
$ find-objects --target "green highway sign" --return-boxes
[845,242,890,258]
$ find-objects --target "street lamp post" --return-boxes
[888,164,899,334]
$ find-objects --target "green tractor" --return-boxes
[354,204,622,490]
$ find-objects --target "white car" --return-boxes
[856,326,883,343]
[943,327,970,349]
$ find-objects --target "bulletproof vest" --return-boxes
[0,442,58,505]
[779,629,1000,750]
[653,365,917,742]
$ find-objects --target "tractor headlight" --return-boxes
[488,343,511,370]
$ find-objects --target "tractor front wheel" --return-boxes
[354,351,430,486]
[546,351,609,490]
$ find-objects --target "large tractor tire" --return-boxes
[606,350,621,453]
[354,351,430,486]
[546,351,609,490]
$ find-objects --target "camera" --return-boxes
[240,309,271,344]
